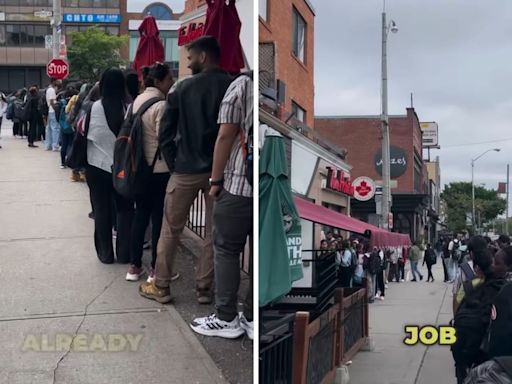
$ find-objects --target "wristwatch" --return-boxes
[209,178,224,186]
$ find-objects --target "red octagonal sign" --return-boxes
[47,59,69,80]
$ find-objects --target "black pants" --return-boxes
[37,114,46,141]
[426,263,434,281]
[442,257,449,281]
[86,165,134,264]
[130,172,170,269]
[389,263,400,282]
[377,269,385,296]
[13,122,21,136]
[339,266,352,287]
[28,117,38,145]
[60,132,74,165]
[213,189,253,322]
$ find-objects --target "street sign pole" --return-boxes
[52,0,61,59]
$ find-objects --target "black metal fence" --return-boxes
[186,190,250,275]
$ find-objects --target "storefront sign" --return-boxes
[420,122,439,148]
[352,177,376,201]
[374,146,408,178]
[63,14,121,24]
[7,13,51,21]
[326,167,355,196]
[178,22,204,46]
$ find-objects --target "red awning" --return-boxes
[294,197,412,248]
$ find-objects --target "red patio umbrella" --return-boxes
[204,0,245,75]
[132,16,165,79]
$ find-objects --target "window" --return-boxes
[292,7,306,63]
[259,0,268,21]
[291,101,306,123]
[0,26,5,46]
[2,24,51,47]
[92,0,106,7]
[164,37,179,63]
[6,25,20,46]
[64,0,79,6]
[143,3,173,20]
[78,0,93,7]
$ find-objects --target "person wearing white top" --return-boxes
[86,69,133,265]
[0,92,7,149]
[45,78,62,151]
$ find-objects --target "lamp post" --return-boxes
[471,148,500,234]
[380,2,398,229]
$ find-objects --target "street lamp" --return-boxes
[471,148,500,233]
[380,3,398,229]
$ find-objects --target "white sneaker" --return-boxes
[401,279,405,282]
[146,270,179,284]
[125,265,145,282]
[385,284,389,289]
[190,314,245,339]
[239,313,254,340]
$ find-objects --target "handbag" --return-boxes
[66,109,91,169]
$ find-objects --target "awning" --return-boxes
[294,197,412,248]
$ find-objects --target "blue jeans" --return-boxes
[448,257,458,281]
[411,260,423,280]
[45,112,60,150]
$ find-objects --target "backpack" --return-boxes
[452,278,505,370]
[481,282,512,358]
[59,99,73,134]
[368,251,381,275]
[112,97,164,200]
[235,71,253,186]
[425,249,437,265]
[39,89,49,118]
[464,357,512,384]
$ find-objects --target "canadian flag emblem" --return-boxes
[356,181,372,197]
[117,170,125,179]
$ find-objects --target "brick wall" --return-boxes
[315,108,425,194]
[259,0,315,128]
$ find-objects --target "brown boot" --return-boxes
[70,171,80,182]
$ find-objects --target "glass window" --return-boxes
[107,0,119,8]
[106,26,119,35]
[19,25,34,46]
[129,36,139,61]
[92,0,106,7]
[291,101,306,123]
[34,25,50,47]
[164,37,179,63]
[79,0,93,7]
[259,0,268,21]
[5,0,18,5]
[0,26,5,46]
[6,25,20,46]
[292,7,306,63]
[65,0,79,6]
[143,3,173,20]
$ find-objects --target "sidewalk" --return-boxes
[0,124,229,384]
[347,262,456,384]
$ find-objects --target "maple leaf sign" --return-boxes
[356,181,372,197]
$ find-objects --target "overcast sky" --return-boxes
[311,0,512,195]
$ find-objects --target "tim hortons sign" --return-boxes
[326,167,355,196]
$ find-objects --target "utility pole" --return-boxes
[380,9,391,230]
[52,0,62,59]
[507,164,510,235]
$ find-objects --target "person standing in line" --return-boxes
[25,86,41,148]
[423,243,436,282]
[58,87,78,169]
[125,63,176,282]
[375,248,386,300]
[86,69,133,264]
[45,78,62,151]
[191,71,254,339]
[0,92,8,149]
[497,234,511,250]
[337,240,353,287]
[139,36,233,304]
[409,241,424,282]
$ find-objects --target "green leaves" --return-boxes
[67,26,128,83]
[441,182,506,233]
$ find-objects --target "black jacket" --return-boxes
[159,68,233,174]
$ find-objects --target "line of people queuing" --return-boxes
[447,234,512,384]
[62,37,253,341]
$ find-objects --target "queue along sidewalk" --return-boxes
[0,123,228,384]
[347,262,455,384]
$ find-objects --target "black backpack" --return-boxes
[368,251,381,275]
[452,278,505,369]
[112,97,164,199]
[482,282,512,358]
[39,89,49,118]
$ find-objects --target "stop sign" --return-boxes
[47,59,69,80]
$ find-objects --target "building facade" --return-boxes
[315,108,430,241]
[426,157,442,243]
[259,0,315,128]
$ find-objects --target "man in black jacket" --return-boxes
[139,36,233,305]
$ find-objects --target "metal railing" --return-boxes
[186,190,250,275]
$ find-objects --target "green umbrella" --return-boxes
[259,132,303,307]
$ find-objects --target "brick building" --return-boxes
[315,108,430,241]
[259,0,315,128]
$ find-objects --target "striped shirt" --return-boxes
[217,74,253,198]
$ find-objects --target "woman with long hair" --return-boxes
[86,69,133,264]
[126,63,175,282]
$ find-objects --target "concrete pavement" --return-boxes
[0,124,230,384]
[347,262,456,384]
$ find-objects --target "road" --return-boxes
[0,123,235,384]
[348,262,456,384]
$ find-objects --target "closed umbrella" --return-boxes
[203,0,245,75]
[132,16,165,79]
[259,130,304,307]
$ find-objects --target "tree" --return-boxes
[441,182,506,233]
[67,27,128,83]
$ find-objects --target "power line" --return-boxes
[442,137,512,148]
